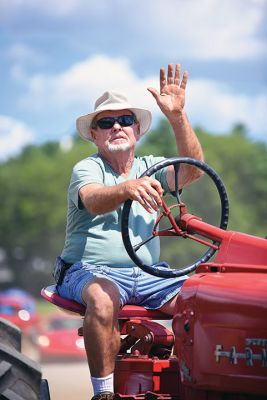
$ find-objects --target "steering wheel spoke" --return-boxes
[133,235,156,252]
[154,228,181,237]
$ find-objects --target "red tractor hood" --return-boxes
[173,268,267,396]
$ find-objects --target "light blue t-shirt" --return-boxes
[61,154,170,267]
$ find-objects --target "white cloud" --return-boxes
[145,0,267,60]
[2,0,266,60]
[1,55,266,161]
[0,116,35,161]
[187,80,267,139]
[17,55,267,141]
[1,1,266,162]
[18,55,156,112]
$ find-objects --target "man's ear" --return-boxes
[90,129,97,141]
[135,123,141,141]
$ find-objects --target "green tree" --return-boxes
[0,137,95,294]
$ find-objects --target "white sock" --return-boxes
[91,373,114,395]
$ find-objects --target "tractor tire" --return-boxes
[0,318,21,352]
[0,317,50,400]
[39,379,51,400]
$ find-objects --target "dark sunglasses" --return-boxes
[92,114,137,130]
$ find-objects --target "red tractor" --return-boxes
[41,158,267,400]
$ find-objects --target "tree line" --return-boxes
[0,121,266,296]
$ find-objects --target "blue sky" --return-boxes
[0,0,266,161]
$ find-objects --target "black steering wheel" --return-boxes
[121,157,229,278]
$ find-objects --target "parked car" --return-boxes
[37,313,86,362]
[0,288,40,333]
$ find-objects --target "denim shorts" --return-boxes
[57,262,188,309]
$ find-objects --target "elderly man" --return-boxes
[56,64,203,400]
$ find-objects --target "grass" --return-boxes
[36,299,56,316]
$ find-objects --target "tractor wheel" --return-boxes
[0,317,21,352]
[0,317,50,400]
[39,379,51,400]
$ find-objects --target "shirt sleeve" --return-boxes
[142,155,170,194]
[68,157,104,208]
[143,155,182,196]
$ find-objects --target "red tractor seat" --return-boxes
[41,285,172,320]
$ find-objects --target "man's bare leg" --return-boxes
[82,278,121,378]
[158,293,179,315]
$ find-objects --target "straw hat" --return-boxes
[76,90,152,141]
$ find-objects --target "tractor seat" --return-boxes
[41,285,172,320]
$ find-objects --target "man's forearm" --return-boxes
[80,176,164,215]
[168,111,204,188]
[170,111,203,159]
[80,183,129,215]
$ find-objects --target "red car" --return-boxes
[0,290,40,334]
[37,313,87,362]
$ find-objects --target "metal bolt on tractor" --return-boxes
[41,158,267,400]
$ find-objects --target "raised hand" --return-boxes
[147,64,188,120]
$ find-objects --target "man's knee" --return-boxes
[83,278,120,323]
